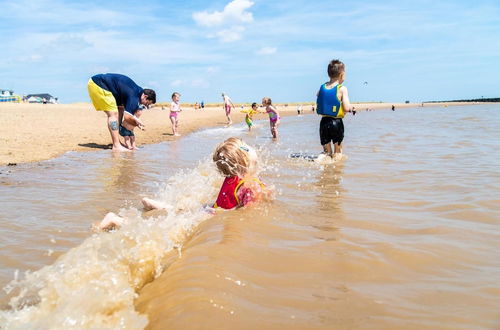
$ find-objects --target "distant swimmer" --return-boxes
[316,59,354,160]
[392,105,395,111]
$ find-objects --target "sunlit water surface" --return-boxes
[0,105,499,329]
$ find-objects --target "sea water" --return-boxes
[0,105,499,328]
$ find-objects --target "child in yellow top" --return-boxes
[240,102,261,131]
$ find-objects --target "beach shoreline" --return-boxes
[0,101,472,166]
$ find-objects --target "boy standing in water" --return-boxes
[316,59,353,160]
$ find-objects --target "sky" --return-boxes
[1,0,499,104]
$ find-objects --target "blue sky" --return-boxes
[1,0,499,103]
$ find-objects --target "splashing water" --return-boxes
[0,160,220,328]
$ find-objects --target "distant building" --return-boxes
[25,93,57,104]
[0,89,21,102]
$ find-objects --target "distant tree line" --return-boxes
[425,97,500,103]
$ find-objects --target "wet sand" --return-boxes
[0,101,460,166]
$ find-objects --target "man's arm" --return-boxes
[123,111,145,129]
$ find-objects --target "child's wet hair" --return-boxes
[262,97,272,106]
[171,92,180,99]
[213,137,254,177]
[327,59,345,79]
[251,102,258,108]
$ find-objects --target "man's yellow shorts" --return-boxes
[87,79,118,112]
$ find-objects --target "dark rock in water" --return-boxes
[7,163,17,166]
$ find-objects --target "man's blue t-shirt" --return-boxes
[91,73,144,114]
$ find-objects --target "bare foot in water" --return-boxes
[142,197,168,211]
[93,212,125,231]
[112,145,131,152]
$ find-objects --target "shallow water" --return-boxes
[1,105,499,328]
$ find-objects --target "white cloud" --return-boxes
[215,26,245,43]
[191,79,210,88]
[192,0,254,42]
[170,79,183,87]
[170,79,210,88]
[256,47,277,55]
[17,54,43,63]
[193,0,254,27]
[206,66,220,74]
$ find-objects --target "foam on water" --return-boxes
[0,160,220,328]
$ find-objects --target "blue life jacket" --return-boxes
[316,83,344,118]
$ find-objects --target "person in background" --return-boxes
[120,104,145,150]
[87,73,156,151]
[262,97,280,139]
[222,93,235,126]
[241,102,261,131]
[316,59,353,160]
[170,92,182,136]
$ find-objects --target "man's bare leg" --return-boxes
[105,111,129,151]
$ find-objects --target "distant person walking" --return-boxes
[316,59,353,160]
[87,73,156,151]
[222,93,235,126]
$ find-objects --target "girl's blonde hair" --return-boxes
[213,137,255,177]
[262,97,272,106]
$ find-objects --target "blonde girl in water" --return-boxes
[262,97,280,138]
[96,137,271,231]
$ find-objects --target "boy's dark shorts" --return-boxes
[319,117,344,145]
[119,125,134,137]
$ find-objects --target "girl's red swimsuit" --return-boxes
[214,176,265,209]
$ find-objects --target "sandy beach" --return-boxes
[0,101,458,166]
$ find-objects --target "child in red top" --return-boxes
[96,138,269,231]
[212,137,266,209]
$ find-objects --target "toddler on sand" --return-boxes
[119,106,145,150]
[170,92,182,136]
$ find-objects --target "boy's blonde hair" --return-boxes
[327,59,345,79]
[213,137,255,177]
[262,97,272,106]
